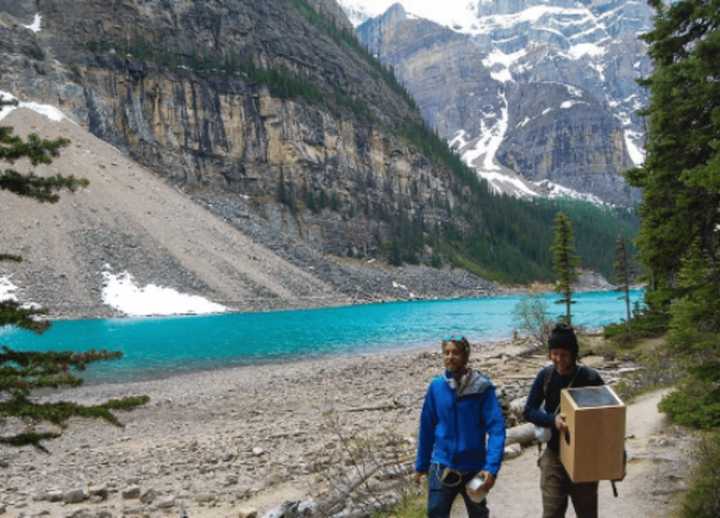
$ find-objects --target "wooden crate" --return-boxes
[559,385,626,482]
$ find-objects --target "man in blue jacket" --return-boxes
[415,337,506,518]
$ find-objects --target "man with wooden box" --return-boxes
[523,324,625,518]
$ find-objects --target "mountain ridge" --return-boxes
[345,0,650,205]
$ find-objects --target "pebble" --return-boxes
[63,489,88,504]
[156,495,176,509]
[121,486,141,499]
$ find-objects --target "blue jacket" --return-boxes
[415,370,506,476]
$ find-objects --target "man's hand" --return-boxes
[479,471,495,492]
[554,414,568,433]
[414,471,426,485]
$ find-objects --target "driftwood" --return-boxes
[506,423,536,447]
[344,401,403,413]
[314,459,413,516]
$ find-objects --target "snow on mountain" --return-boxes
[0,90,68,123]
[23,13,42,33]
[346,0,651,204]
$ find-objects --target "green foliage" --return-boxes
[603,309,668,345]
[657,243,720,431]
[0,123,86,203]
[0,112,147,450]
[551,212,579,324]
[680,432,720,518]
[383,209,424,265]
[629,0,720,309]
[631,16,720,518]
[659,378,720,429]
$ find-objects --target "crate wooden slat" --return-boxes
[559,385,626,482]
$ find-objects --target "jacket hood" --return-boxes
[444,368,492,397]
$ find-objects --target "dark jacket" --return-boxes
[523,364,604,452]
[415,370,506,475]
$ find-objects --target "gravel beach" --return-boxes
[0,338,691,518]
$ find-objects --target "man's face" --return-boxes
[443,341,468,373]
[549,347,574,375]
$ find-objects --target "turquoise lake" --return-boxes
[0,290,642,383]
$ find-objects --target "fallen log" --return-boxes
[506,423,536,447]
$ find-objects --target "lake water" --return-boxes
[0,290,642,383]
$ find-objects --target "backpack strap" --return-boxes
[542,365,554,401]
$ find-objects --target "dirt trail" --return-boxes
[452,389,692,517]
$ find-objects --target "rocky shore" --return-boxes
[0,336,682,518]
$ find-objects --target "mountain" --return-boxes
[342,0,652,205]
[0,0,638,315]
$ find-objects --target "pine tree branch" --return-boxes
[0,253,22,262]
[0,130,69,166]
[0,169,88,203]
[0,395,149,428]
[0,300,49,332]
[0,432,59,453]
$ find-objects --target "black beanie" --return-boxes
[548,323,578,356]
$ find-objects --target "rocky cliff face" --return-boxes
[348,0,651,205]
[1,0,507,311]
[0,0,457,258]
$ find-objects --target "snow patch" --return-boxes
[624,130,645,166]
[479,171,538,197]
[567,42,606,59]
[462,92,509,173]
[491,69,513,83]
[0,90,68,123]
[0,276,19,302]
[449,129,468,150]
[533,179,607,206]
[560,100,587,109]
[102,270,228,317]
[482,48,527,68]
[23,13,42,33]
[392,281,408,291]
[566,85,583,98]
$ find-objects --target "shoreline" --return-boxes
[79,336,514,387]
[41,285,635,321]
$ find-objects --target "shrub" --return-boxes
[659,378,720,430]
[680,432,720,518]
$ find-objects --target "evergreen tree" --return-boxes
[551,212,579,325]
[631,4,720,500]
[0,97,147,451]
[613,236,632,323]
[627,0,720,310]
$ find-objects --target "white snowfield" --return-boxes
[0,90,67,123]
[102,270,228,317]
[0,275,19,302]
